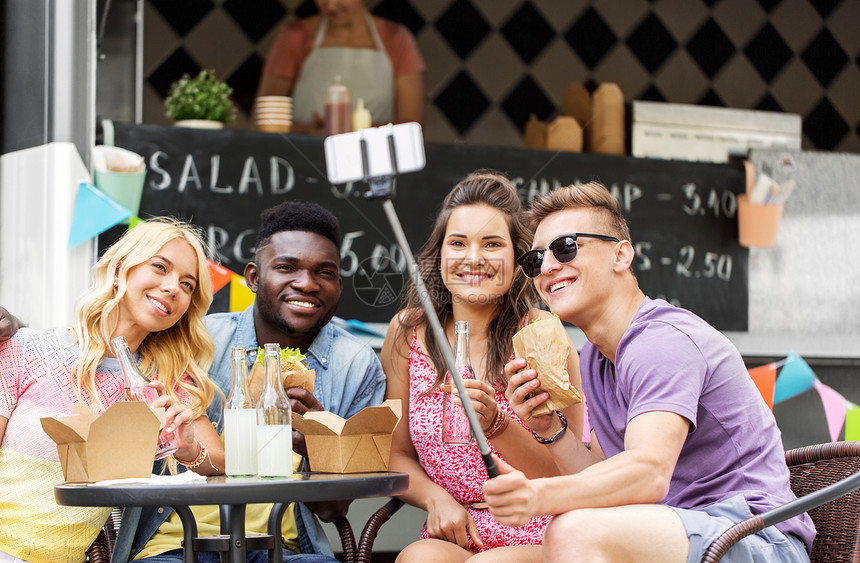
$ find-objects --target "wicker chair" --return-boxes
[702,441,860,563]
[85,499,404,563]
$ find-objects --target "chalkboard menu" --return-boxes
[113,123,748,330]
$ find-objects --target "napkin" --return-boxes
[94,471,207,487]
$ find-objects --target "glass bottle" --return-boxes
[256,343,293,478]
[224,346,257,477]
[442,321,475,445]
[111,335,178,460]
[325,76,351,136]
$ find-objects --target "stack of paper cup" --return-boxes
[255,96,292,133]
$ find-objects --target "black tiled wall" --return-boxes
[143,0,860,153]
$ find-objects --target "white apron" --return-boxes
[292,13,395,125]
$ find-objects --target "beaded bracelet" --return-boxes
[531,411,568,444]
[484,409,509,439]
[174,441,207,469]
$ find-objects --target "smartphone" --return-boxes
[324,122,426,185]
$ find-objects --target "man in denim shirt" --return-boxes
[114,201,387,562]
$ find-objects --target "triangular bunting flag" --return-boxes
[68,181,132,248]
[229,274,255,312]
[128,216,144,229]
[207,260,234,294]
[813,381,847,442]
[845,401,860,441]
[773,352,817,405]
[747,363,777,410]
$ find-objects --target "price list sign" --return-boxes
[114,124,748,331]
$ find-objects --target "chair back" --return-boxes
[785,441,860,562]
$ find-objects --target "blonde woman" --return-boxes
[0,219,223,563]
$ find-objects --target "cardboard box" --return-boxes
[292,399,402,473]
[40,401,160,483]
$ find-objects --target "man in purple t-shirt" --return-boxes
[483,182,814,562]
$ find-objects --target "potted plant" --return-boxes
[164,69,237,129]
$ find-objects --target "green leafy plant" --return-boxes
[164,70,237,124]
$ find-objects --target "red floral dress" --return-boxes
[408,329,553,551]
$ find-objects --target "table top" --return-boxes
[55,471,408,507]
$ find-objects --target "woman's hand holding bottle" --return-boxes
[147,379,196,459]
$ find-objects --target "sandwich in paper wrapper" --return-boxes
[512,316,582,417]
[249,346,315,399]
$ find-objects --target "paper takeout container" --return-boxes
[291,399,401,473]
[40,402,160,483]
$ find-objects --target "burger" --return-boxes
[248,346,315,400]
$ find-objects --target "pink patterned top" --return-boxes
[408,329,553,552]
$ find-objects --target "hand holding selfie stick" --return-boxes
[324,124,499,479]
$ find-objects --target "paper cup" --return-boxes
[737,194,783,248]
[94,168,146,223]
[257,122,291,133]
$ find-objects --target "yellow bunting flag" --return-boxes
[747,362,777,410]
[845,401,860,441]
[229,274,255,312]
[207,259,233,294]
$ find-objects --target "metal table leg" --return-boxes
[172,505,199,563]
[267,503,289,562]
[220,504,247,563]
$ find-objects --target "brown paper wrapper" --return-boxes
[512,316,582,417]
[249,361,315,401]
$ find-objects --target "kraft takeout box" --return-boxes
[291,399,401,473]
[40,402,161,483]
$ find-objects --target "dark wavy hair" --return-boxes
[393,170,538,393]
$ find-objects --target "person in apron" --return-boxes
[255,1,425,134]
[292,12,394,128]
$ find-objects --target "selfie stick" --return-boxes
[325,126,499,479]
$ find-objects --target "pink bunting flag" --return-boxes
[813,381,847,442]
[581,400,591,443]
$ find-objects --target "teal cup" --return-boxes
[94,168,146,223]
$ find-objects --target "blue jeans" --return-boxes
[137,549,338,563]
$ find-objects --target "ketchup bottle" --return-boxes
[325,76,352,135]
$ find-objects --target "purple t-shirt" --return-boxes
[581,297,815,551]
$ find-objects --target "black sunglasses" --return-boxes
[517,233,620,278]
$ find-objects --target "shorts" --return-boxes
[671,494,810,563]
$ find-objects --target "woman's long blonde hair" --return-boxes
[72,219,216,416]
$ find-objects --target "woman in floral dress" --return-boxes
[381,171,584,562]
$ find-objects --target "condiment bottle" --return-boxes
[111,335,178,460]
[352,98,372,131]
[325,76,352,136]
[442,321,475,445]
[256,343,293,477]
[224,346,257,477]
